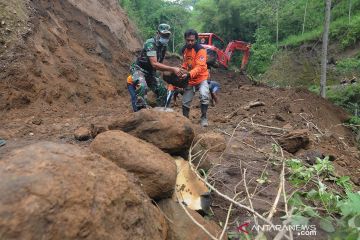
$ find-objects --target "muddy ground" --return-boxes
[1,65,359,239]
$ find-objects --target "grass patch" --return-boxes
[309,83,360,115]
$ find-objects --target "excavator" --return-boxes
[198,33,251,70]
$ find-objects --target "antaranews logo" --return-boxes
[236,222,317,237]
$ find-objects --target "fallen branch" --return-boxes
[243,169,259,233]
[188,145,290,240]
[175,191,220,240]
[152,200,174,224]
[273,138,293,240]
[299,113,324,135]
[225,101,265,119]
[266,163,284,221]
[246,121,290,132]
[219,199,236,240]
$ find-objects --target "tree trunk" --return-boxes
[172,25,175,53]
[349,0,352,24]
[276,5,279,47]
[320,0,331,98]
[302,0,309,35]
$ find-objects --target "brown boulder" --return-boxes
[108,109,195,154]
[0,142,167,240]
[191,132,226,170]
[90,130,176,199]
[277,129,310,154]
[158,199,225,240]
[74,127,91,141]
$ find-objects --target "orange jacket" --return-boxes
[181,44,209,86]
[127,75,133,84]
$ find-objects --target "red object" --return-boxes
[237,222,250,234]
[198,33,251,70]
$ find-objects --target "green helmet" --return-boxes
[158,23,171,34]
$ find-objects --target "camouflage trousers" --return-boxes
[130,65,167,107]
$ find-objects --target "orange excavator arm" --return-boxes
[224,41,251,70]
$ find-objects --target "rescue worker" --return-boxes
[128,23,182,112]
[179,29,210,127]
[208,80,221,106]
[127,75,147,111]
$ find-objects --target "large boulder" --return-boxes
[158,199,225,240]
[0,142,168,240]
[90,130,176,200]
[191,132,226,170]
[108,109,195,154]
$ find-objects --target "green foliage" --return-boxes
[247,28,278,76]
[309,82,360,116]
[336,57,360,75]
[279,0,360,47]
[120,0,360,78]
[286,156,360,238]
[280,28,322,47]
[327,84,360,115]
[331,14,360,49]
[349,116,360,125]
[119,0,191,52]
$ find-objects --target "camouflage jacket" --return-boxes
[135,37,167,74]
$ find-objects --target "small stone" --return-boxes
[351,176,360,186]
[1,21,5,26]
[32,118,42,125]
[29,133,34,136]
[337,160,346,167]
[74,127,91,141]
[275,114,285,122]
[64,123,70,127]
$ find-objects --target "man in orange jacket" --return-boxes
[180,29,210,127]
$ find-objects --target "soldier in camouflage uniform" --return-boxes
[128,23,182,112]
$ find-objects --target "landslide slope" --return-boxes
[0,0,141,112]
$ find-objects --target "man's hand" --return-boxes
[173,67,182,76]
[180,71,189,80]
[175,68,186,77]
[177,68,188,79]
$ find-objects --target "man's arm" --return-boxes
[149,56,180,75]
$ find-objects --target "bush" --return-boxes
[331,14,360,49]
[349,116,360,125]
[247,28,278,76]
[336,57,360,75]
[327,84,360,115]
